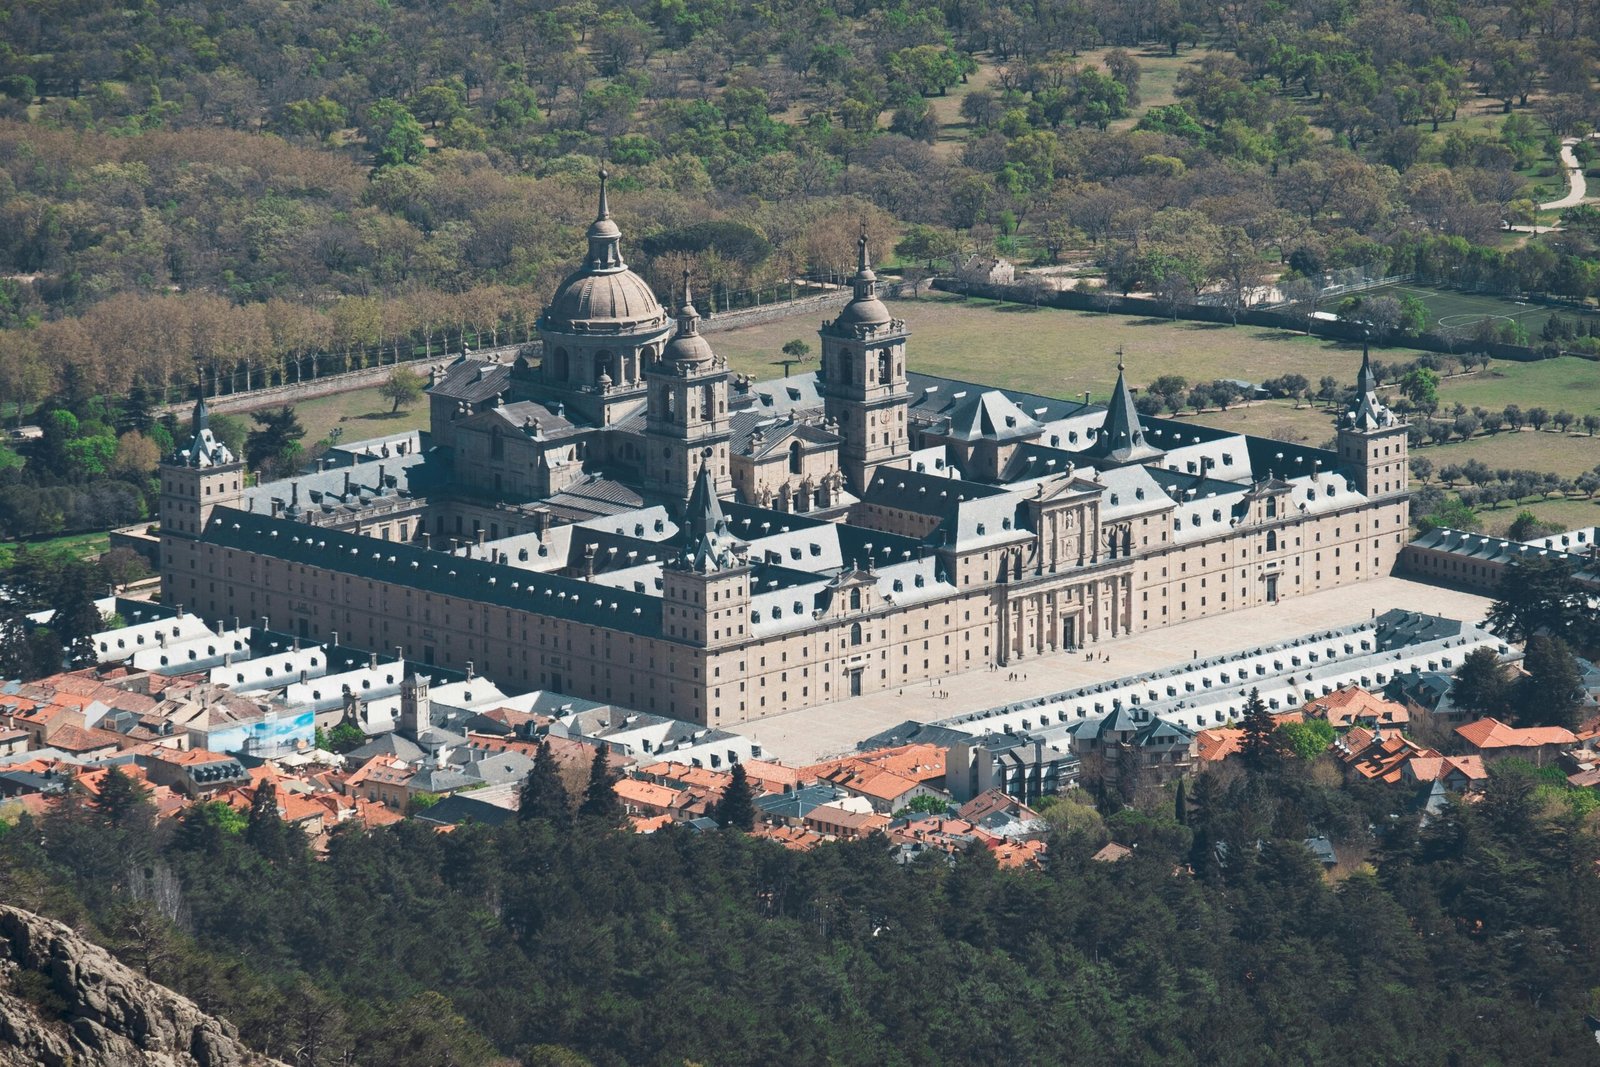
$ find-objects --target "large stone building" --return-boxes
[160,175,1411,727]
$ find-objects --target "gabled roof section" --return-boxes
[937,389,1043,443]
[429,357,512,405]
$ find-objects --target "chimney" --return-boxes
[177,605,185,618]
[395,646,404,664]
[223,652,232,666]
[299,669,308,684]
[476,529,487,546]
[343,471,352,496]
[421,532,432,550]
[261,616,269,630]
[466,660,475,680]
[330,631,339,648]
[231,617,239,632]
[377,464,387,493]
[271,499,282,517]
[368,651,378,669]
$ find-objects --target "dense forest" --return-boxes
[3,746,1600,1066]
[1,0,1598,417]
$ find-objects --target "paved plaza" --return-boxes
[745,576,1495,764]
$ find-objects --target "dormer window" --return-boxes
[976,522,986,535]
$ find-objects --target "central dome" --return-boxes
[547,268,666,330]
[543,168,668,333]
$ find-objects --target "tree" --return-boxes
[363,100,426,168]
[1487,556,1586,645]
[518,739,572,828]
[245,779,292,864]
[51,563,104,668]
[578,745,621,823]
[91,766,153,831]
[1399,367,1440,414]
[245,405,306,472]
[1452,646,1510,719]
[781,339,812,364]
[1240,688,1279,772]
[380,367,424,413]
[714,763,756,831]
[1277,718,1335,760]
[1515,635,1582,731]
[1173,777,1187,825]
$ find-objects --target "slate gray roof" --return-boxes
[201,507,664,636]
[861,466,1008,522]
[430,358,513,404]
[730,411,840,457]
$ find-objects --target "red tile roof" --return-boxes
[1455,717,1578,750]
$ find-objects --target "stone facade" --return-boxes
[160,180,1410,729]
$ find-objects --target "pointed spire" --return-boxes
[1093,358,1162,467]
[684,463,727,543]
[678,268,698,330]
[1348,332,1396,431]
[584,167,625,272]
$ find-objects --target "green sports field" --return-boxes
[1360,282,1599,340]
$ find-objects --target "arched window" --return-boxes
[1266,530,1278,551]
[850,621,862,646]
[790,440,804,475]
[850,587,861,610]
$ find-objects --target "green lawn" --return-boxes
[1435,358,1600,418]
[715,290,1397,404]
[1470,495,1600,538]
[0,530,111,562]
[1413,427,1600,478]
[236,386,431,447]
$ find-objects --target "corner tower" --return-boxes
[645,272,732,506]
[534,169,672,427]
[1337,343,1409,500]
[159,383,244,608]
[819,227,911,494]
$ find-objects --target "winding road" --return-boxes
[1540,134,1597,211]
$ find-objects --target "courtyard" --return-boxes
[746,575,1494,765]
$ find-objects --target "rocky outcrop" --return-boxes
[0,905,285,1067]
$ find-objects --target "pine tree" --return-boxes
[91,766,152,831]
[1516,634,1582,731]
[51,562,104,668]
[578,744,621,823]
[1452,645,1509,718]
[245,779,290,864]
[714,764,756,831]
[1239,688,1279,773]
[1174,777,1188,826]
[518,739,571,829]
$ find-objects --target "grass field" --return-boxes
[713,289,1393,403]
[0,530,111,562]
[1360,282,1599,339]
[241,387,431,447]
[1435,357,1600,418]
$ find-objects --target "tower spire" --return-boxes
[584,167,625,272]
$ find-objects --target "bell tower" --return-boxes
[1337,342,1409,500]
[159,378,245,609]
[819,226,911,494]
[645,271,733,506]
